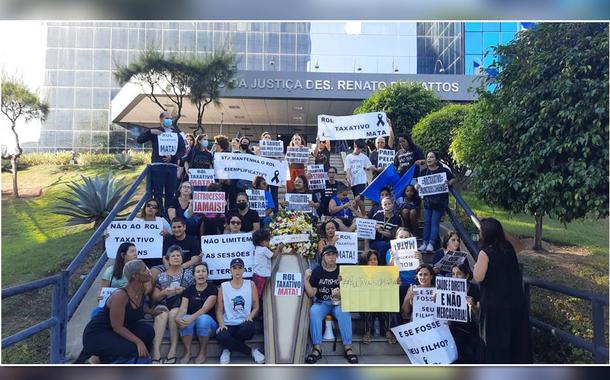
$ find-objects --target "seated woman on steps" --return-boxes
[175,262,218,364]
[215,258,265,365]
[79,260,160,364]
[150,245,195,364]
[304,245,358,364]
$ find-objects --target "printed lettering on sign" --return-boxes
[246,189,267,217]
[105,221,163,259]
[214,153,287,186]
[355,218,377,240]
[285,193,313,213]
[307,164,326,190]
[377,149,395,169]
[317,112,389,141]
[390,237,420,271]
[391,317,458,364]
[188,169,215,187]
[335,232,358,264]
[259,140,284,157]
[274,272,303,296]
[158,132,178,156]
[192,191,226,214]
[417,173,448,196]
[435,277,468,322]
[413,287,436,320]
[285,146,310,164]
[201,233,254,280]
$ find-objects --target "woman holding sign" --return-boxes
[304,245,358,364]
[185,134,213,191]
[287,133,306,192]
[416,151,456,253]
[473,218,532,364]
[370,197,402,265]
[401,264,436,321]
[432,231,462,277]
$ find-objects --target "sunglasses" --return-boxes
[146,204,159,209]
[230,221,242,225]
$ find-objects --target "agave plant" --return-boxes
[54,172,137,228]
[113,152,134,170]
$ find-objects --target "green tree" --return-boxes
[1,78,49,198]
[354,82,443,136]
[456,23,609,250]
[412,103,470,184]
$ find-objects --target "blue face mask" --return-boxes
[163,118,173,127]
[200,140,208,148]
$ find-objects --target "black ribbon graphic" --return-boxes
[271,170,280,184]
[377,113,385,126]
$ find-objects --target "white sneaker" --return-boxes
[251,348,265,364]
[418,242,427,252]
[426,243,434,252]
[220,349,231,364]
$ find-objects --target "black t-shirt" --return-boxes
[371,210,402,241]
[395,147,424,175]
[182,283,218,315]
[321,180,345,216]
[163,234,202,263]
[169,198,190,217]
[188,149,213,169]
[227,208,260,232]
[309,265,340,301]
[314,149,331,172]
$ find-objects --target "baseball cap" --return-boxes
[230,258,245,268]
[320,245,338,258]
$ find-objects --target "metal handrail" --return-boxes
[1,165,152,363]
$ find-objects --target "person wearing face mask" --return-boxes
[185,134,213,191]
[226,192,260,233]
[136,111,186,216]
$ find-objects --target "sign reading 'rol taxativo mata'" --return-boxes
[317,112,389,141]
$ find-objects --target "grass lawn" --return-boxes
[1,164,147,286]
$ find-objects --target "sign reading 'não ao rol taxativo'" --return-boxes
[105,221,163,259]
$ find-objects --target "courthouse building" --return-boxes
[29,21,523,152]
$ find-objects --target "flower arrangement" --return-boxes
[268,209,318,259]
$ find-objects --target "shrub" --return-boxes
[128,151,151,165]
[19,151,73,166]
[113,153,134,170]
[77,152,115,166]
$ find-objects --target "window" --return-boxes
[76,50,94,70]
[280,34,296,55]
[483,32,500,54]
[93,50,111,70]
[76,28,94,48]
[75,71,93,87]
[465,32,482,55]
[128,28,145,50]
[264,33,279,54]
[93,71,111,88]
[162,29,179,49]
[482,22,501,32]
[57,70,75,86]
[54,88,75,109]
[196,31,213,51]
[94,28,111,49]
[92,111,109,130]
[92,88,110,109]
[179,30,196,51]
[464,22,482,32]
[111,28,128,49]
[247,54,263,70]
[74,89,92,109]
[500,22,518,32]
[74,110,92,130]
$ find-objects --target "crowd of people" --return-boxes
[77,111,531,365]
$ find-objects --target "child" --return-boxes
[398,184,421,234]
[450,261,483,363]
[344,139,373,216]
[252,229,284,298]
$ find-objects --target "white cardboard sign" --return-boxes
[192,191,226,214]
[391,317,458,364]
[285,146,310,164]
[307,164,326,190]
[259,140,284,157]
[158,132,178,156]
[377,149,395,169]
[105,221,163,259]
[435,277,468,322]
[317,112,389,141]
[335,232,358,264]
[246,189,267,217]
[417,173,448,196]
[355,218,377,240]
[188,169,215,187]
[201,233,254,280]
[274,272,303,296]
[285,193,313,213]
[412,287,436,321]
[98,287,118,308]
[390,237,420,271]
[213,152,287,186]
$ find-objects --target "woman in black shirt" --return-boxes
[176,263,218,364]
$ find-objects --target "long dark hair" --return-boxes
[113,242,136,280]
[414,263,435,286]
[320,219,339,239]
[139,198,159,219]
[294,175,310,193]
[479,217,509,249]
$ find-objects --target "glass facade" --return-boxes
[31,21,487,152]
[464,22,521,75]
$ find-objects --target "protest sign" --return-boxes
[392,317,458,364]
[435,277,468,322]
[413,287,436,321]
[158,132,178,156]
[259,140,284,157]
[355,218,377,240]
[188,168,215,187]
[340,266,399,312]
[307,164,326,190]
[201,233,254,280]
[274,272,303,296]
[105,220,163,259]
[98,287,118,308]
[285,146,310,164]
[417,172,448,196]
[317,112,389,141]
[246,189,267,217]
[192,191,225,213]
[213,153,287,186]
[335,232,358,264]
[434,251,468,274]
[390,237,420,271]
[377,149,395,169]
[270,234,310,245]
[285,193,313,213]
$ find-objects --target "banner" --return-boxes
[192,191,225,214]
[259,140,284,157]
[317,112,389,141]
[355,218,377,240]
[285,146,310,164]
[188,169,215,187]
[377,149,395,169]
[335,231,358,264]
[413,287,436,321]
[213,152,287,186]
[390,237,420,271]
[435,277,468,322]
[270,234,310,245]
[246,189,267,217]
[307,164,326,190]
[158,132,178,156]
[201,233,254,280]
[340,266,399,312]
[274,272,303,296]
[98,287,118,308]
[392,317,458,364]
[434,251,468,274]
[417,172,448,196]
[105,221,163,259]
[285,193,313,213]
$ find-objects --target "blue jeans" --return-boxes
[178,314,218,337]
[423,207,444,247]
[309,300,353,345]
[150,164,177,216]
